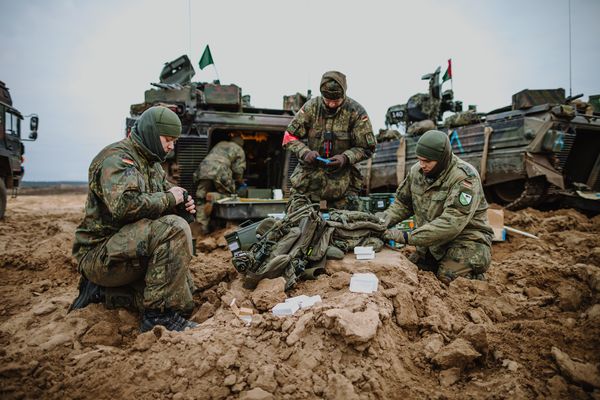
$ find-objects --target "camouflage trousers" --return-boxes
[286,164,362,213]
[195,179,232,234]
[413,240,491,283]
[79,215,195,314]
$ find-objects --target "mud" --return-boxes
[1,195,599,399]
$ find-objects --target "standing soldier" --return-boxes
[378,130,494,283]
[193,134,246,234]
[70,106,199,333]
[283,71,376,212]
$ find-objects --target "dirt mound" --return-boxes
[1,195,599,399]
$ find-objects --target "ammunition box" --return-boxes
[370,193,396,212]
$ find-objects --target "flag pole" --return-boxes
[213,64,221,83]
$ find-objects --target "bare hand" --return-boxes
[184,195,196,214]
[327,154,348,169]
[168,187,186,204]
[303,150,320,164]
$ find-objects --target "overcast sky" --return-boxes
[2,0,599,181]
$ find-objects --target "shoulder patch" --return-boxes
[458,191,473,206]
[122,158,135,165]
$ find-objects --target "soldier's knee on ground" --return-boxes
[151,214,193,253]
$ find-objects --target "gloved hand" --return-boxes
[374,211,392,227]
[383,229,406,244]
[303,150,320,164]
[327,154,348,169]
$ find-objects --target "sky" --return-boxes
[1,0,599,181]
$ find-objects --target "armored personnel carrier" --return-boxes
[0,81,39,218]
[127,55,307,222]
[361,67,600,212]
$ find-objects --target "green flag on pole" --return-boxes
[199,45,214,70]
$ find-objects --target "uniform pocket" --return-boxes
[333,131,351,154]
[105,219,151,267]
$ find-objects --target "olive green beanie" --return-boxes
[153,106,182,138]
[416,130,452,177]
[416,130,450,161]
[131,106,181,162]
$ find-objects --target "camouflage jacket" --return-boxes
[193,141,246,193]
[385,154,493,259]
[284,96,376,165]
[72,137,176,261]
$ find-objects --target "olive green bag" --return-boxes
[232,204,330,290]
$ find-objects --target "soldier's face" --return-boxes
[322,97,344,110]
[417,156,438,175]
[160,136,177,153]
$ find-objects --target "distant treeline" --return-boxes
[22,181,87,187]
[19,181,88,195]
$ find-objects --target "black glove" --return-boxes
[327,154,348,169]
[383,229,406,244]
[303,150,320,164]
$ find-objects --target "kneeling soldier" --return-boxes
[379,130,493,283]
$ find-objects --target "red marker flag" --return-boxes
[442,59,452,82]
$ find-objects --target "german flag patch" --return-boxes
[461,180,473,189]
[361,115,369,122]
[122,158,135,165]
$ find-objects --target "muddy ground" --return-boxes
[0,193,599,400]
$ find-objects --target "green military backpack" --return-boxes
[232,204,332,290]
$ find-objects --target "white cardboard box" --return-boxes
[349,272,379,293]
[354,246,374,255]
[356,253,375,260]
[272,302,300,316]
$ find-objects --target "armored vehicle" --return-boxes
[362,67,600,212]
[127,55,307,223]
[0,81,39,218]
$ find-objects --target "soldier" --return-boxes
[283,71,376,212]
[378,130,493,283]
[70,106,199,333]
[193,134,246,234]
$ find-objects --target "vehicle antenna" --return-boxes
[568,0,572,97]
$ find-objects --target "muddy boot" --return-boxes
[68,276,105,313]
[139,309,199,333]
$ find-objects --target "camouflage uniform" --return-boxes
[384,153,493,282]
[284,71,376,212]
[193,139,246,232]
[72,136,195,314]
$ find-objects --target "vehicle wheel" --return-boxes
[491,179,526,204]
[0,178,7,219]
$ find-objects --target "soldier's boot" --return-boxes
[139,309,199,333]
[68,276,105,313]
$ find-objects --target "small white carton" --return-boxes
[356,253,375,260]
[354,246,374,255]
[349,272,379,294]
[272,301,300,316]
[286,294,322,309]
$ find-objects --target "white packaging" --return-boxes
[356,252,375,260]
[272,301,300,316]
[353,246,374,255]
[349,272,379,293]
[272,189,283,200]
[286,294,322,309]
